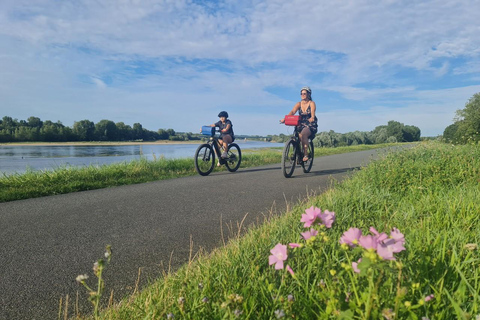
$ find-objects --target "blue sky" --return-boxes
[1,0,479,137]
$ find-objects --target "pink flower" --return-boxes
[286,265,295,276]
[300,206,321,228]
[390,227,405,244]
[369,227,388,243]
[289,243,301,248]
[319,210,335,228]
[377,239,396,260]
[352,258,362,274]
[339,228,362,247]
[269,243,288,270]
[359,235,377,250]
[424,294,434,302]
[301,229,318,240]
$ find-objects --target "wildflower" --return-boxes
[234,309,243,317]
[202,297,209,303]
[390,228,405,244]
[289,243,302,248]
[301,206,321,228]
[359,235,377,250]
[301,229,318,240]
[93,261,100,275]
[369,227,389,243]
[269,243,288,270]
[167,313,175,319]
[198,282,204,289]
[424,294,434,302]
[286,265,295,276]
[339,228,362,247]
[319,279,326,288]
[404,301,411,308]
[76,274,89,283]
[318,210,335,228]
[465,243,478,251]
[379,237,406,260]
[274,309,285,319]
[352,259,362,274]
[177,297,185,305]
[345,291,351,302]
[330,270,336,276]
[382,308,395,320]
[287,294,294,302]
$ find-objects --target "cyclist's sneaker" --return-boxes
[221,152,228,158]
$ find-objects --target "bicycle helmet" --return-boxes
[300,86,312,94]
[218,111,229,118]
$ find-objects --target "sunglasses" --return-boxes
[300,92,307,95]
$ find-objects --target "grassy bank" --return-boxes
[81,141,479,319]
[0,143,395,202]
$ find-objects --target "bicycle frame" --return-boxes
[194,128,242,176]
[281,126,314,178]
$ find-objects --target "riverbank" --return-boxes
[0,140,203,146]
[0,144,396,202]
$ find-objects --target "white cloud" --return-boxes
[0,0,479,138]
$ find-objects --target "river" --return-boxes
[0,141,284,175]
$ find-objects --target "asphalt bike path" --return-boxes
[0,148,401,319]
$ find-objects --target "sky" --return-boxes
[1,0,479,137]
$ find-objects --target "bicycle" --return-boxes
[194,126,242,176]
[281,115,314,178]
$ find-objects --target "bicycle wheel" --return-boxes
[225,143,242,172]
[194,144,215,176]
[282,139,296,178]
[301,140,314,173]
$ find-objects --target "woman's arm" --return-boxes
[309,101,316,122]
[280,102,300,123]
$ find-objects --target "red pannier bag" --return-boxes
[284,115,300,126]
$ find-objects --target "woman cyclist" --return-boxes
[280,86,318,161]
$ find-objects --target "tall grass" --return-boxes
[90,141,479,319]
[0,144,394,202]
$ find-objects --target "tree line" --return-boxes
[267,120,422,147]
[443,92,480,144]
[1,116,422,146]
[0,116,188,142]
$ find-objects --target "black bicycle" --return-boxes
[194,126,242,176]
[281,121,314,178]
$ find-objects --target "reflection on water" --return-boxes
[0,141,283,175]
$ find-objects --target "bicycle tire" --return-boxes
[301,140,314,173]
[225,143,242,172]
[194,144,215,176]
[282,139,296,178]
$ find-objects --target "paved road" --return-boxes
[0,149,389,319]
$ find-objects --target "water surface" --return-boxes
[0,141,283,175]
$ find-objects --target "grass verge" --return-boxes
[81,141,479,319]
[0,143,397,202]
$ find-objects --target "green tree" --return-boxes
[455,93,480,143]
[73,120,95,141]
[27,116,43,128]
[95,120,118,141]
[133,123,143,140]
[116,122,133,141]
[386,120,404,142]
[443,123,459,143]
